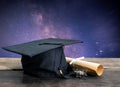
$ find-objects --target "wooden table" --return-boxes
[0,58,120,87]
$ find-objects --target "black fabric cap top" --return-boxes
[3,38,83,57]
[2,38,83,78]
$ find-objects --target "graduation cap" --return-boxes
[3,38,83,78]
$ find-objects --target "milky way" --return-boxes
[0,0,120,58]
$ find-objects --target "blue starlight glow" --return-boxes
[0,0,120,58]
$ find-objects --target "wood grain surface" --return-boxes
[0,58,120,87]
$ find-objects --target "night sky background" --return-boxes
[0,0,120,58]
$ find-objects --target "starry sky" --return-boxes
[0,0,120,58]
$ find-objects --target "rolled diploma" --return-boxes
[66,58,104,76]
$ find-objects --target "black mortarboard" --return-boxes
[3,38,83,78]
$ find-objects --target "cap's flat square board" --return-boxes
[3,38,82,57]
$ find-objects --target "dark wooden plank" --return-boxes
[0,58,120,87]
[0,69,120,87]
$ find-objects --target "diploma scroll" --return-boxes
[66,58,104,76]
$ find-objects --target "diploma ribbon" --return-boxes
[69,56,85,66]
